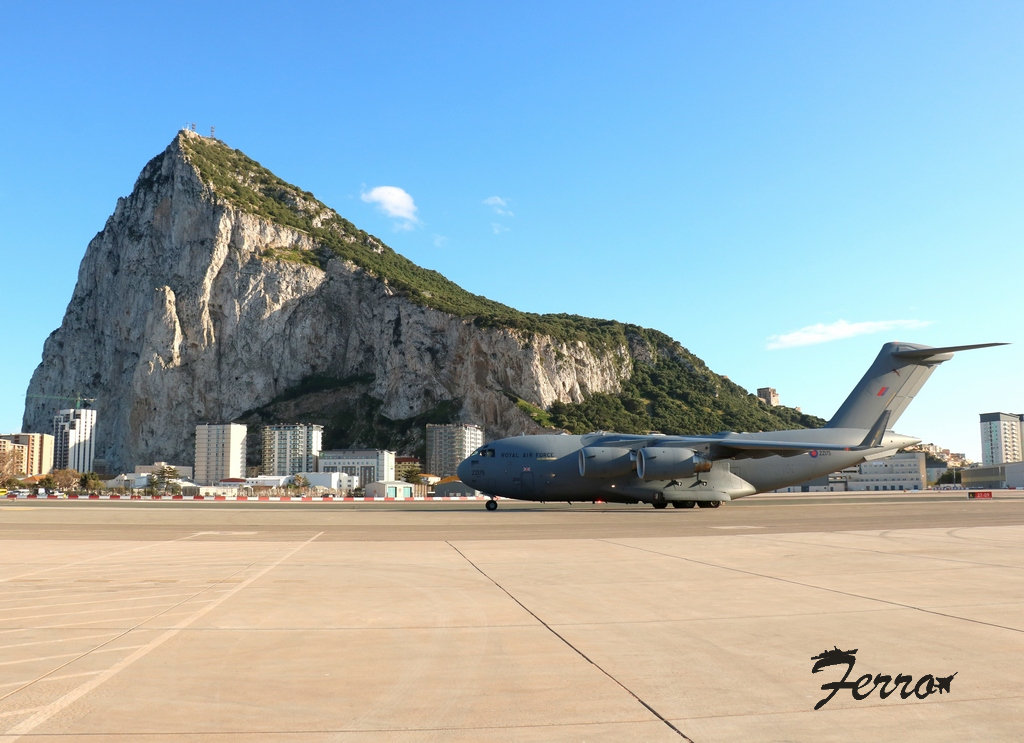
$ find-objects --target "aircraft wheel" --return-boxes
[697,500,722,509]
[652,501,668,509]
[652,493,667,509]
[673,500,696,509]
[485,499,498,511]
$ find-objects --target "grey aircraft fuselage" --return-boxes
[456,342,1005,510]
[458,429,918,507]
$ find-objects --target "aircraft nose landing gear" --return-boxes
[485,498,498,511]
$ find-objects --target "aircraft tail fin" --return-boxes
[825,342,1006,431]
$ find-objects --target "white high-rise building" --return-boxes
[262,424,323,476]
[53,409,97,473]
[194,423,247,485]
[425,423,484,477]
[980,412,1024,465]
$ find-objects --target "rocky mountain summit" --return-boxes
[24,131,818,472]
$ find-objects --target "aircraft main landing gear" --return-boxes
[485,498,498,511]
[672,500,696,508]
[697,500,722,508]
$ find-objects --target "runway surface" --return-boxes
[2,493,1023,741]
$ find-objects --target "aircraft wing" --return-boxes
[675,436,862,460]
[584,432,867,460]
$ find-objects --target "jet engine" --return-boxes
[636,447,712,481]
[578,447,636,478]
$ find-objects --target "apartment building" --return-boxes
[261,423,323,476]
[194,423,247,486]
[0,433,53,476]
[425,423,483,478]
[0,438,28,477]
[53,409,97,473]
[980,412,1023,465]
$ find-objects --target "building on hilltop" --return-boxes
[319,449,395,486]
[261,423,323,476]
[980,412,1023,465]
[426,423,483,478]
[194,423,247,486]
[914,442,970,468]
[0,433,54,476]
[757,387,779,406]
[53,409,96,473]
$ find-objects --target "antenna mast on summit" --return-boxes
[210,125,215,139]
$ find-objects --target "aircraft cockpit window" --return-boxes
[480,448,495,457]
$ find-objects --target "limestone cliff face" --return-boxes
[24,131,634,471]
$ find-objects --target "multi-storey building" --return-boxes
[319,449,395,486]
[425,423,483,478]
[261,424,323,476]
[52,409,97,473]
[395,456,423,481]
[757,387,779,406]
[194,423,247,486]
[0,433,53,476]
[980,412,1024,465]
[0,438,29,477]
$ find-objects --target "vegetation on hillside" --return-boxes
[540,326,824,435]
[548,355,823,435]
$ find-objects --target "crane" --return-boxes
[27,393,96,410]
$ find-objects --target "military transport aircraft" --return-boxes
[457,342,1005,510]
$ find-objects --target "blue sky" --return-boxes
[1,1,1021,461]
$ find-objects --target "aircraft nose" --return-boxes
[456,457,472,485]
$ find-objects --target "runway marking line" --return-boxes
[0,633,113,653]
[1,643,148,670]
[0,531,324,741]
[0,532,220,584]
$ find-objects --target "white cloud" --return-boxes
[491,223,509,235]
[766,319,932,350]
[361,186,419,225]
[483,195,514,217]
